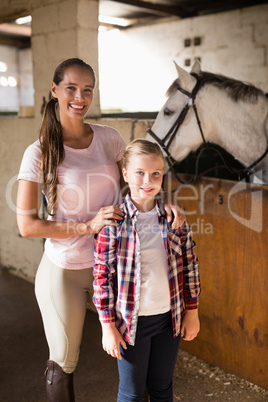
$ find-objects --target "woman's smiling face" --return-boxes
[51,65,94,121]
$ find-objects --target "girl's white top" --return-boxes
[18,124,126,269]
[136,206,171,315]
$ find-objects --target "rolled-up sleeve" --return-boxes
[93,225,118,323]
[179,223,200,310]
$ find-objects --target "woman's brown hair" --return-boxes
[39,58,95,215]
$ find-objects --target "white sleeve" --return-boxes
[17,140,43,183]
[109,127,126,162]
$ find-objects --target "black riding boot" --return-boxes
[45,360,75,402]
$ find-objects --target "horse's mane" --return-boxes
[167,71,265,102]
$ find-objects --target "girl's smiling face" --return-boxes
[51,65,94,121]
[122,153,164,211]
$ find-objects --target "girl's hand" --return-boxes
[87,205,124,234]
[165,203,185,230]
[181,310,200,341]
[101,323,127,360]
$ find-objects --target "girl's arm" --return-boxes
[17,180,124,238]
[179,222,201,340]
[93,225,127,357]
[178,222,200,304]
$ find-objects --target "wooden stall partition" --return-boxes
[164,176,268,389]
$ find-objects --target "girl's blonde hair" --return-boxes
[122,139,164,169]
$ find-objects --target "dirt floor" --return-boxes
[0,268,267,402]
[173,351,267,401]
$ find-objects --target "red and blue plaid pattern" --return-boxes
[93,193,200,345]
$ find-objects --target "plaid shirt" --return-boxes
[93,193,200,346]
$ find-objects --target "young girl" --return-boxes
[93,139,201,402]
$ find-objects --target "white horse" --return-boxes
[146,61,268,184]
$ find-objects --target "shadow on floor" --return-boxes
[1,269,267,402]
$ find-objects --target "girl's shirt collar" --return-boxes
[123,191,166,220]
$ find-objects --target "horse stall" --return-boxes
[145,58,268,389]
[165,175,268,389]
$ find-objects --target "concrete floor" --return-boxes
[1,268,267,402]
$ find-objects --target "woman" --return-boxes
[17,58,184,401]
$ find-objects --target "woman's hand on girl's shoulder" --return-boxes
[165,203,185,230]
[87,205,124,234]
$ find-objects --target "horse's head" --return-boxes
[146,60,205,171]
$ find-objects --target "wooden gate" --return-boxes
[165,176,268,389]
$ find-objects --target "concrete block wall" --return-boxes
[30,0,100,118]
[18,48,34,107]
[1,117,44,281]
[113,4,268,102]
[1,4,267,114]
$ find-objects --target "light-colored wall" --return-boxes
[99,4,268,111]
[18,48,34,107]
[31,0,101,118]
[1,4,267,114]
[1,118,43,280]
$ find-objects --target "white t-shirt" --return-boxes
[136,207,171,316]
[18,124,126,269]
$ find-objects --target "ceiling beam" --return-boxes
[192,0,268,15]
[0,23,31,36]
[0,34,30,48]
[0,23,31,48]
[109,0,194,18]
[109,0,268,19]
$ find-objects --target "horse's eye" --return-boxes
[164,108,174,116]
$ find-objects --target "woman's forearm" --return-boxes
[17,214,91,239]
[16,179,91,239]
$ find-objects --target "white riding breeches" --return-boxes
[35,252,94,373]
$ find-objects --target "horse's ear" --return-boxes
[173,61,185,77]
[191,59,202,75]
[173,61,195,89]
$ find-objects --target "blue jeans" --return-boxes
[117,311,180,402]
